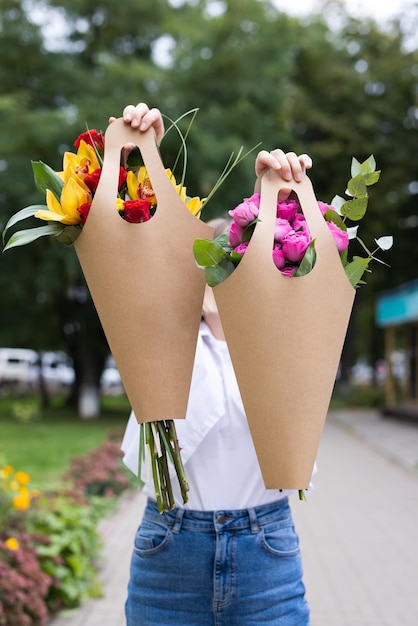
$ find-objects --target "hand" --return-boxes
[254,149,312,199]
[109,102,165,145]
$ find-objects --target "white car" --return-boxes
[0,348,38,391]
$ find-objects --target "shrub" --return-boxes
[63,439,131,497]
[0,534,52,626]
[27,493,103,611]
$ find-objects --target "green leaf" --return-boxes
[205,257,236,287]
[3,224,65,251]
[32,160,64,201]
[324,209,346,230]
[242,220,258,243]
[193,237,230,267]
[362,170,380,186]
[350,157,362,178]
[347,174,367,199]
[340,197,368,221]
[344,256,371,287]
[330,195,345,213]
[2,204,47,243]
[351,155,376,178]
[294,240,316,277]
[126,146,142,168]
[361,155,376,173]
[56,225,82,245]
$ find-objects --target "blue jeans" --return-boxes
[125,497,310,625]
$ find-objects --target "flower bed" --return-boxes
[0,438,132,625]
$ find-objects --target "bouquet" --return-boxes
[193,155,393,288]
[2,112,258,513]
[193,156,393,499]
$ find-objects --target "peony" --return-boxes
[282,229,312,263]
[276,199,299,223]
[228,193,260,227]
[228,221,245,247]
[292,213,308,232]
[327,221,349,253]
[317,201,335,215]
[234,242,249,255]
[272,244,286,269]
[274,218,293,242]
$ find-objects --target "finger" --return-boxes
[278,187,292,202]
[139,107,165,144]
[255,150,283,177]
[123,102,150,127]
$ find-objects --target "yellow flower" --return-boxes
[62,140,100,180]
[185,196,204,217]
[35,177,91,225]
[127,167,204,218]
[126,168,157,205]
[5,537,20,551]
[13,489,31,511]
[1,465,14,478]
[14,471,30,486]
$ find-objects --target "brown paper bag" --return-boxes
[214,169,355,488]
[74,118,213,423]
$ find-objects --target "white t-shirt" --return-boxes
[121,321,297,511]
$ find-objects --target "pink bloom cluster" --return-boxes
[228,193,349,276]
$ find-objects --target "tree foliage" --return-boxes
[0,0,417,409]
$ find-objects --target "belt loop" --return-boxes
[172,508,185,534]
[247,507,259,534]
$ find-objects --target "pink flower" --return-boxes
[280,266,298,276]
[272,244,286,269]
[292,213,308,232]
[228,222,244,247]
[318,201,335,215]
[276,199,299,222]
[234,242,249,255]
[228,193,260,227]
[327,221,349,253]
[282,229,312,263]
[274,218,292,242]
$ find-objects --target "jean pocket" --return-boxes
[258,520,300,557]
[133,517,173,556]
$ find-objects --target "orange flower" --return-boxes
[13,489,31,511]
[14,471,30,486]
[5,537,20,551]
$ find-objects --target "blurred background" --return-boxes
[0,0,417,433]
[1,2,418,623]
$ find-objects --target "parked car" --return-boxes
[0,348,38,392]
[0,348,75,394]
[28,351,75,393]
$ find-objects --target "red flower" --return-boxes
[117,166,128,190]
[121,199,152,223]
[84,167,127,194]
[84,168,102,193]
[74,129,105,151]
[77,202,92,224]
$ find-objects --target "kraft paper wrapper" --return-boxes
[214,170,356,489]
[74,118,213,423]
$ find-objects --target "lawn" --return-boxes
[0,394,132,489]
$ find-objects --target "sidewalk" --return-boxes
[51,408,418,626]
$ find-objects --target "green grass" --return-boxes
[0,394,132,490]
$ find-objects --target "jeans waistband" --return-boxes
[144,497,291,534]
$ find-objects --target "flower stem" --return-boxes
[139,420,189,513]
